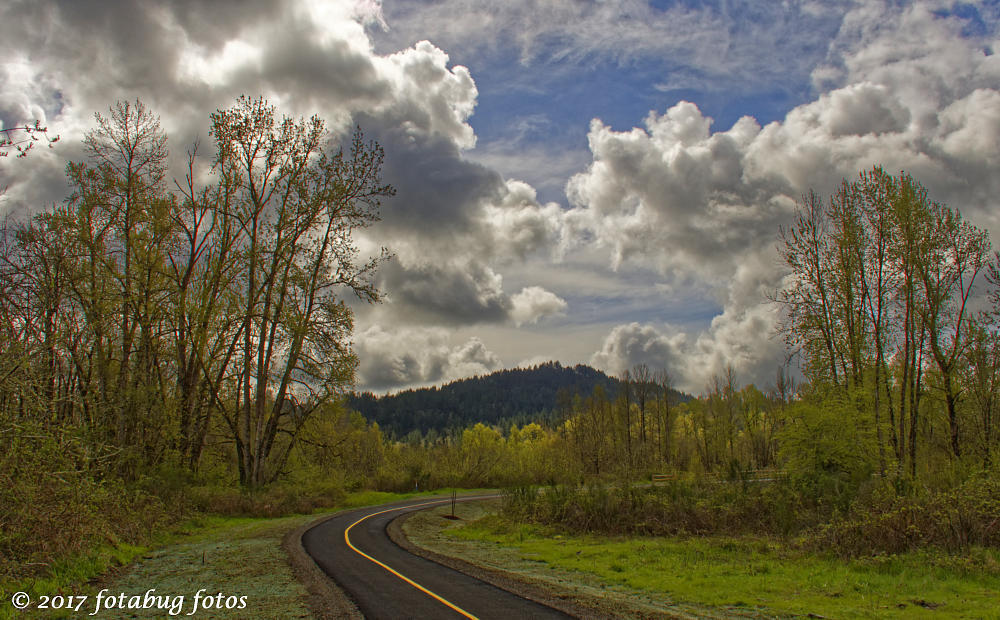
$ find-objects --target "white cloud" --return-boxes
[483,180,569,261]
[0,0,572,340]
[354,326,501,392]
[509,286,567,326]
[177,39,263,87]
[371,40,479,149]
[5,0,1000,396]
[574,1,1000,392]
[590,323,686,378]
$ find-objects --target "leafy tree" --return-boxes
[962,322,1000,466]
[206,96,393,486]
[0,97,392,487]
[778,387,876,508]
[776,166,994,477]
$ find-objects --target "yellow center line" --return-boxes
[343,497,494,620]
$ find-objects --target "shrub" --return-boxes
[186,480,345,518]
[0,424,175,582]
[500,480,824,538]
[806,473,1000,556]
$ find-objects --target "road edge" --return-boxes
[282,512,362,620]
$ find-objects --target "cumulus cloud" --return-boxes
[577,1,1000,391]
[484,180,569,261]
[5,0,1000,396]
[368,173,570,329]
[0,0,480,208]
[354,326,501,392]
[0,0,569,349]
[378,260,510,325]
[509,286,567,326]
[590,323,687,378]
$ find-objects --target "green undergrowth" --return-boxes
[500,475,1000,556]
[1,488,486,620]
[448,513,1000,619]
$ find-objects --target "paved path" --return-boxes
[302,496,573,619]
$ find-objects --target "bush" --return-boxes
[186,480,345,518]
[778,390,877,513]
[806,473,1000,556]
[0,424,176,582]
[501,479,822,538]
[0,422,348,584]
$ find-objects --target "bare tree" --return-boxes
[631,363,652,446]
[0,120,59,158]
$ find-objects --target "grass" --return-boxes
[0,514,314,620]
[0,488,488,620]
[83,514,314,619]
[440,510,1000,619]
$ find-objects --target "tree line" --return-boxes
[355,365,787,489]
[0,97,392,487]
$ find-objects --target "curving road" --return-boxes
[302,496,573,619]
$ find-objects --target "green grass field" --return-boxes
[445,511,1000,619]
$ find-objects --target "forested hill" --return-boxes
[346,362,689,439]
[346,362,614,438]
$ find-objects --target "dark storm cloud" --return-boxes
[378,260,511,325]
[258,21,389,107]
[361,124,504,241]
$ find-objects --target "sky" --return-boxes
[3,0,1000,395]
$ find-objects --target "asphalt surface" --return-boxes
[302,496,573,620]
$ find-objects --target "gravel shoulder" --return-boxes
[282,512,361,619]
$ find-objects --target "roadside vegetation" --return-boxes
[0,488,440,620]
[434,508,1000,619]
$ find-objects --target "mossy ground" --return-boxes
[405,501,1000,620]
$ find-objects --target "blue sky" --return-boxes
[3,0,1000,393]
[371,1,850,205]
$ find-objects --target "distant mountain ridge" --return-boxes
[346,361,689,439]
